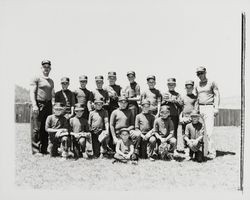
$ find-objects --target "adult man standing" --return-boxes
[74,75,93,119]
[30,60,55,155]
[194,66,220,159]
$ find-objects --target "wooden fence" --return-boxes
[15,103,241,126]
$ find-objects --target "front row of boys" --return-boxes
[45,92,205,162]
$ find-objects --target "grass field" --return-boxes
[15,123,240,191]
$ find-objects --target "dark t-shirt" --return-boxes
[154,117,174,138]
[74,88,93,106]
[105,84,122,109]
[182,94,198,115]
[185,122,204,140]
[69,116,89,133]
[55,89,75,111]
[88,109,108,134]
[141,88,162,111]
[124,82,140,107]
[45,114,68,132]
[135,112,155,134]
[161,91,183,116]
[110,108,134,132]
[92,89,109,103]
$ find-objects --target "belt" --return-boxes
[37,100,52,104]
[199,103,213,106]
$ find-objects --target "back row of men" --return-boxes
[30,60,220,162]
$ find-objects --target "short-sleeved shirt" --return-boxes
[182,94,198,115]
[69,116,89,133]
[135,113,155,134]
[30,76,54,101]
[74,88,93,106]
[185,122,204,140]
[88,109,108,134]
[105,84,122,109]
[45,114,68,132]
[124,82,140,107]
[141,88,162,112]
[117,139,133,154]
[92,89,109,103]
[55,89,75,111]
[110,108,134,133]
[161,91,183,116]
[154,117,174,138]
[195,80,219,105]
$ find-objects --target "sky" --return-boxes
[0,0,248,99]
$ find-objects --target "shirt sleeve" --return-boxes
[150,115,155,129]
[45,115,52,132]
[212,81,219,91]
[129,111,135,126]
[30,77,39,86]
[135,115,140,130]
[110,110,116,127]
[55,91,60,103]
[84,120,89,132]
[89,91,94,102]
[135,84,141,96]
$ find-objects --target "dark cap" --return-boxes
[141,99,150,106]
[146,75,156,81]
[79,75,88,81]
[190,110,200,117]
[119,128,129,134]
[41,60,51,66]
[196,66,206,73]
[54,102,65,109]
[108,71,117,77]
[94,98,104,104]
[167,78,176,84]
[61,77,70,83]
[95,75,104,81]
[118,96,128,102]
[74,103,85,111]
[127,71,136,77]
[185,80,194,86]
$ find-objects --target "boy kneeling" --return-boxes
[152,105,177,161]
[45,102,70,159]
[183,110,204,162]
[113,128,138,164]
[69,103,93,159]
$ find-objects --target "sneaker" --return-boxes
[149,157,155,162]
[62,151,68,158]
[67,151,74,158]
[99,153,104,159]
[57,147,63,154]
[173,150,179,157]
[33,152,43,157]
[184,156,191,161]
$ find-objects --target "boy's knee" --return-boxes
[79,137,86,145]
[169,137,177,145]
[148,136,156,145]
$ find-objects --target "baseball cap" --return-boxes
[60,77,70,83]
[185,80,194,86]
[118,96,128,102]
[74,103,85,111]
[167,78,176,84]
[141,99,150,106]
[95,75,104,81]
[79,75,88,81]
[119,128,129,134]
[54,102,65,109]
[127,71,136,77]
[108,71,117,77]
[94,98,104,104]
[146,75,156,81]
[196,66,206,73]
[190,110,200,117]
[41,60,51,66]
[160,105,170,112]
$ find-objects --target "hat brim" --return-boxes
[54,106,64,110]
[191,114,200,117]
[95,79,103,81]
[167,82,176,84]
[75,108,84,111]
[94,101,104,104]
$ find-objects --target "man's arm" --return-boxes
[115,140,125,157]
[51,88,55,105]
[213,82,220,115]
[110,111,118,144]
[127,112,135,131]
[104,111,109,132]
[30,78,38,112]
[127,144,135,158]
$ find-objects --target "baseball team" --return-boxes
[30,60,220,164]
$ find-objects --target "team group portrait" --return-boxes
[30,60,220,164]
[6,0,244,193]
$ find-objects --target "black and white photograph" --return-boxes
[0,0,250,199]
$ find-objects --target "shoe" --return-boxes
[99,153,104,159]
[173,150,179,157]
[131,160,138,165]
[82,152,88,159]
[184,156,191,161]
[167,154,174,161]
[61,151,68,158]
[149,157,155,162]
[207,153,216,159]
[33,152,43,157]
[67,151,74,158]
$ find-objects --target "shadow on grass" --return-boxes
[216,150,236,157]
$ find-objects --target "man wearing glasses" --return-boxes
[195,66,220,159]
[55,77,75,120]
[74,75,93,120]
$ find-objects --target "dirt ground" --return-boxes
[15,123,240,191]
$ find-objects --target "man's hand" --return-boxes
[213,108,219,117]
[32,105,39,113]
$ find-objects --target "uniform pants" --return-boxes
[48,132,70,157]
[91,131,109,157]
[107,106,118,151]
[73,133,93,158]
[30,101,52,154]
[114,153,138,163]
[170,115,179,139]
[199,105,216,157]
[128,104,139,123]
